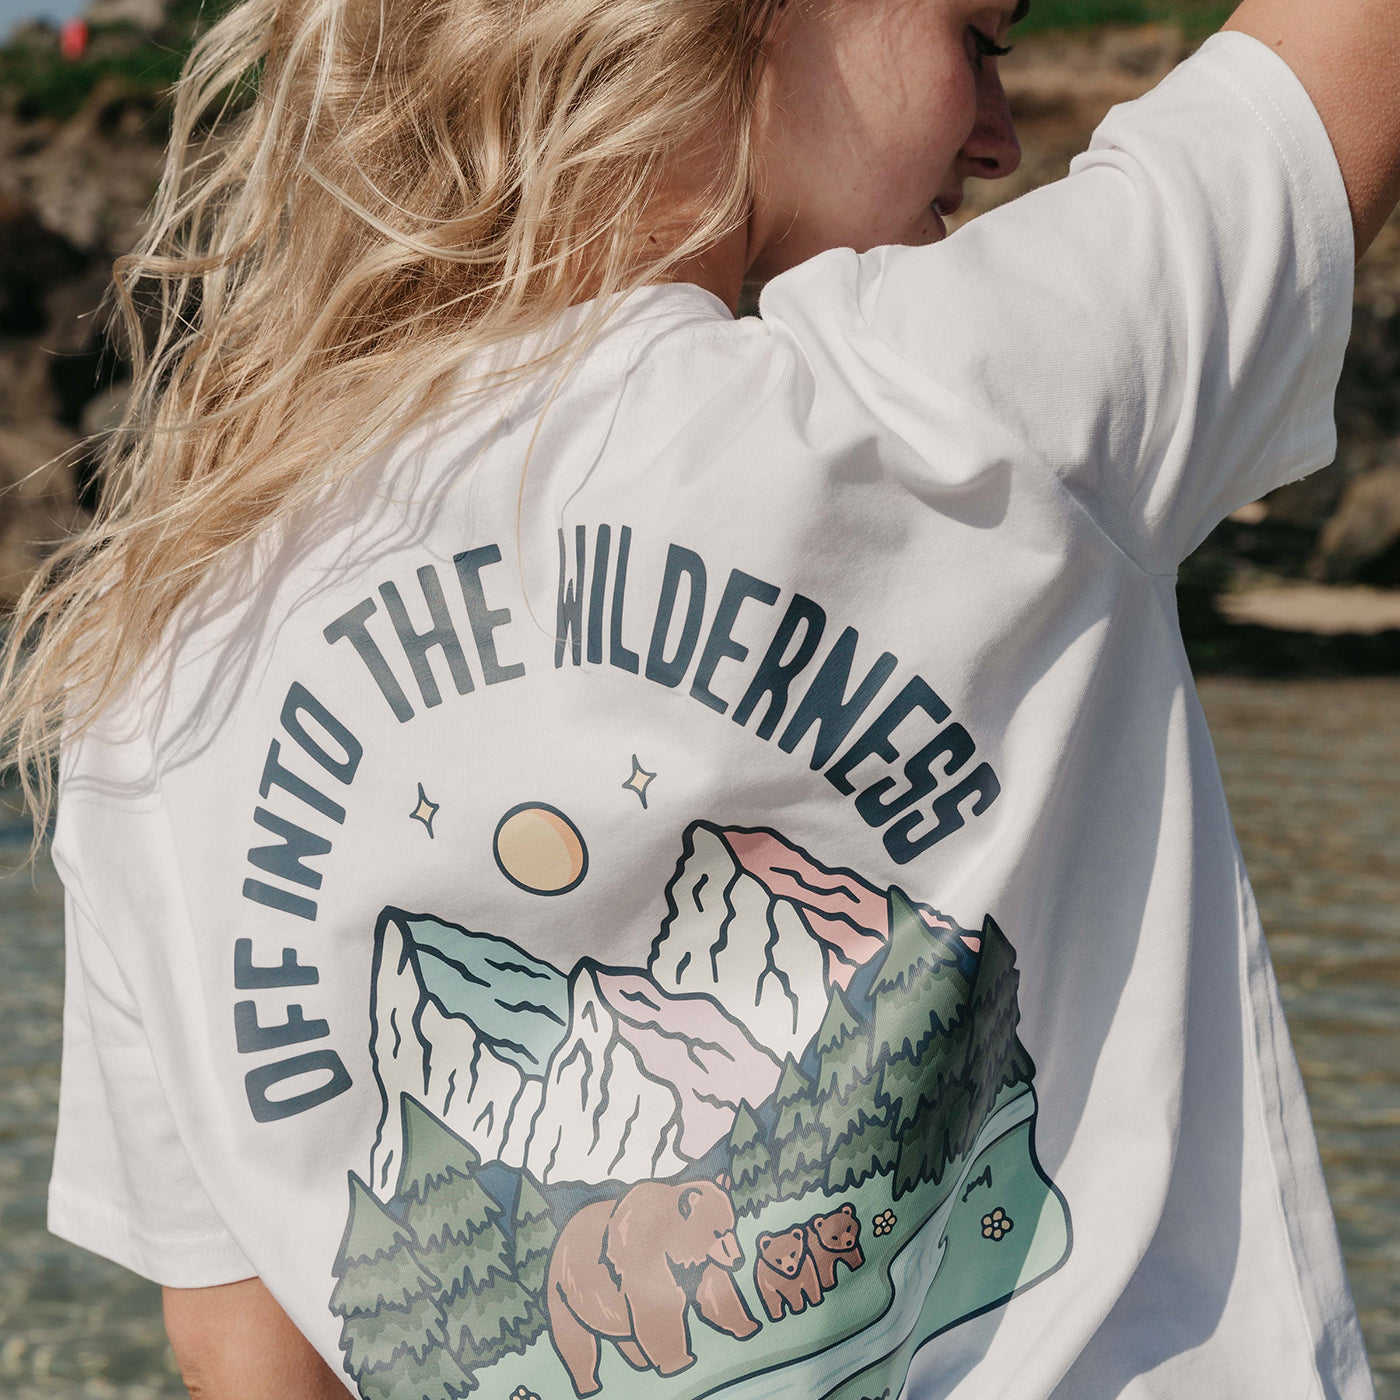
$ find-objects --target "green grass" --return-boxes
[0,30,187,122]
[0,0,237,123]
[1016,0,1235,40]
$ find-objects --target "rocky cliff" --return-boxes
[2,12,1398,614]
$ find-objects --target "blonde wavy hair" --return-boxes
[0,0,783,831]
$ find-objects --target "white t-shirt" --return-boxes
[50,32,1373,1400]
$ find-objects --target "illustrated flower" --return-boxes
[511,1388,540,1400]
[872,1209,898,1237]
[981,1208,1014,1242]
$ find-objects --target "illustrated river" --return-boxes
[0,677,1395,1398]
[711,1091,1039,1400]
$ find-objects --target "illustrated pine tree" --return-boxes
[727,1100,778,1216]
[873,1051,924,1135]
[891,916,1035,1198]
[510,1173,558,1296]
[329,1172,474,1400]
[504,1172,556,1352]
[961,916,1035,1136]
[813,988,865,1101]
[771,1055,828,1200]
[394,1097,535,1375]
[891,1067,970,1198]
[869,891,971,1065]
[824,1102,892,1193]
[357,1341,479,1400]
[854,891,977,1194]
[812,988,890,1191]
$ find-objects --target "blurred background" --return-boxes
[0,0,1397,1395]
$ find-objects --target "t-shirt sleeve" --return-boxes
[48,883,255,1288]
[820,30,1355,574]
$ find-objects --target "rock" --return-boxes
[1313,462,1400,585]
[0,193,89,337]
[1263,464,1348,532]
[0,340,61,429]
[0,196,119,431]
[1355,202,1400,317]
[79,381,130,438]
[86,0,167,29]
[1219,583,1400,636]
[0,421,85,609]
[1336,303,1400,445]
[0,78,165,254]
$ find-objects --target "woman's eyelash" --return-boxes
[970,28,1014,68]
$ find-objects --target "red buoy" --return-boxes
[59,17,89,60]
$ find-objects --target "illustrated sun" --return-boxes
[493,803,589,896]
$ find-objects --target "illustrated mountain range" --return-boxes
[367,821,984,1196]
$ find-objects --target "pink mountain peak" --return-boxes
[720,828,890,969]
[719,826,978,975]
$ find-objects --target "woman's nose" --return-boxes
[962,68,1022,182]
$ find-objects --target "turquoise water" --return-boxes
[0,677,1395,1398]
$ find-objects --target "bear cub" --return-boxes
[805,1202,865,1291]
[753,1202,866,1322]
[754,1227,823,1321]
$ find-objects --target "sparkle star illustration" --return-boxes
[409,783,439,838]
[622,755,657,809]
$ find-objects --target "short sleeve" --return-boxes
[48,884,255,1288]
[788,31,1355,574]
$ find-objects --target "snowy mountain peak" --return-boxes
[521,962,687,1185]
[363,823,967,1192]
[648,823,891,1061]
[367,911,539,1196]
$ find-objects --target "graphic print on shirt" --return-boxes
[328,820,1071,1400]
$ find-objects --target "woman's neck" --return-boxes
[657,223,748,315]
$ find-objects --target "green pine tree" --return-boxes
[341,1302,461,1387]
[394,1097,535,1372]
[727,1101,777,1217]
[329,1173,473,1398]
[813,988,865,1102]
[889,916,1036,1199]
[961,916,1035,1140]
[869,891,971,1067]
[824,1103,892,1193]
[510,1173,558,1297]
[874,1052,925,1139]
[353,1341,477,1400]
[330,1175,440,1322]
[771,1056,827,1201]
[811,987,895,1188]
[891,1068,971,1198]
[498,1173,555,1358]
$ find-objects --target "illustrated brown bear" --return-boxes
[806,1202,865,1291]
[546,1173,760,1397]
[754,1226,824,1321]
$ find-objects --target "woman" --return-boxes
[5,0,1396,1396]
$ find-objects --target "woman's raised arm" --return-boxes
[1225,0,1400,258]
